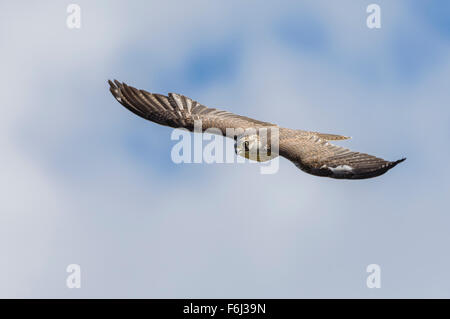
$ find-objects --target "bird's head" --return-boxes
[234,133,277,162]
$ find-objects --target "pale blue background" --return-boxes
[1,0,449,298]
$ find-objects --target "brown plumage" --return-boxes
[109,80,405,179]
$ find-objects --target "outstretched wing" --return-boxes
[279,129,405,179]
[109,80,275,136]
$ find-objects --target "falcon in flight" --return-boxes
[109,80,405,179]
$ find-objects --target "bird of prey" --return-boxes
[109,80,405,179]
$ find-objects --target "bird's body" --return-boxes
[109,80,405,179]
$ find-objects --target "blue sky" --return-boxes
[1,0,450,298]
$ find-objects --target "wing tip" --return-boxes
[108,79,127,105]
[108,78,116,87]
[390,157,406,168]
[322,157,406,180]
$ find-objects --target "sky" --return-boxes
[1,0,449,298]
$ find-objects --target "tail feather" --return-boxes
[312,132,351,141]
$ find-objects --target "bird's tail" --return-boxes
[310,132,351,141]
